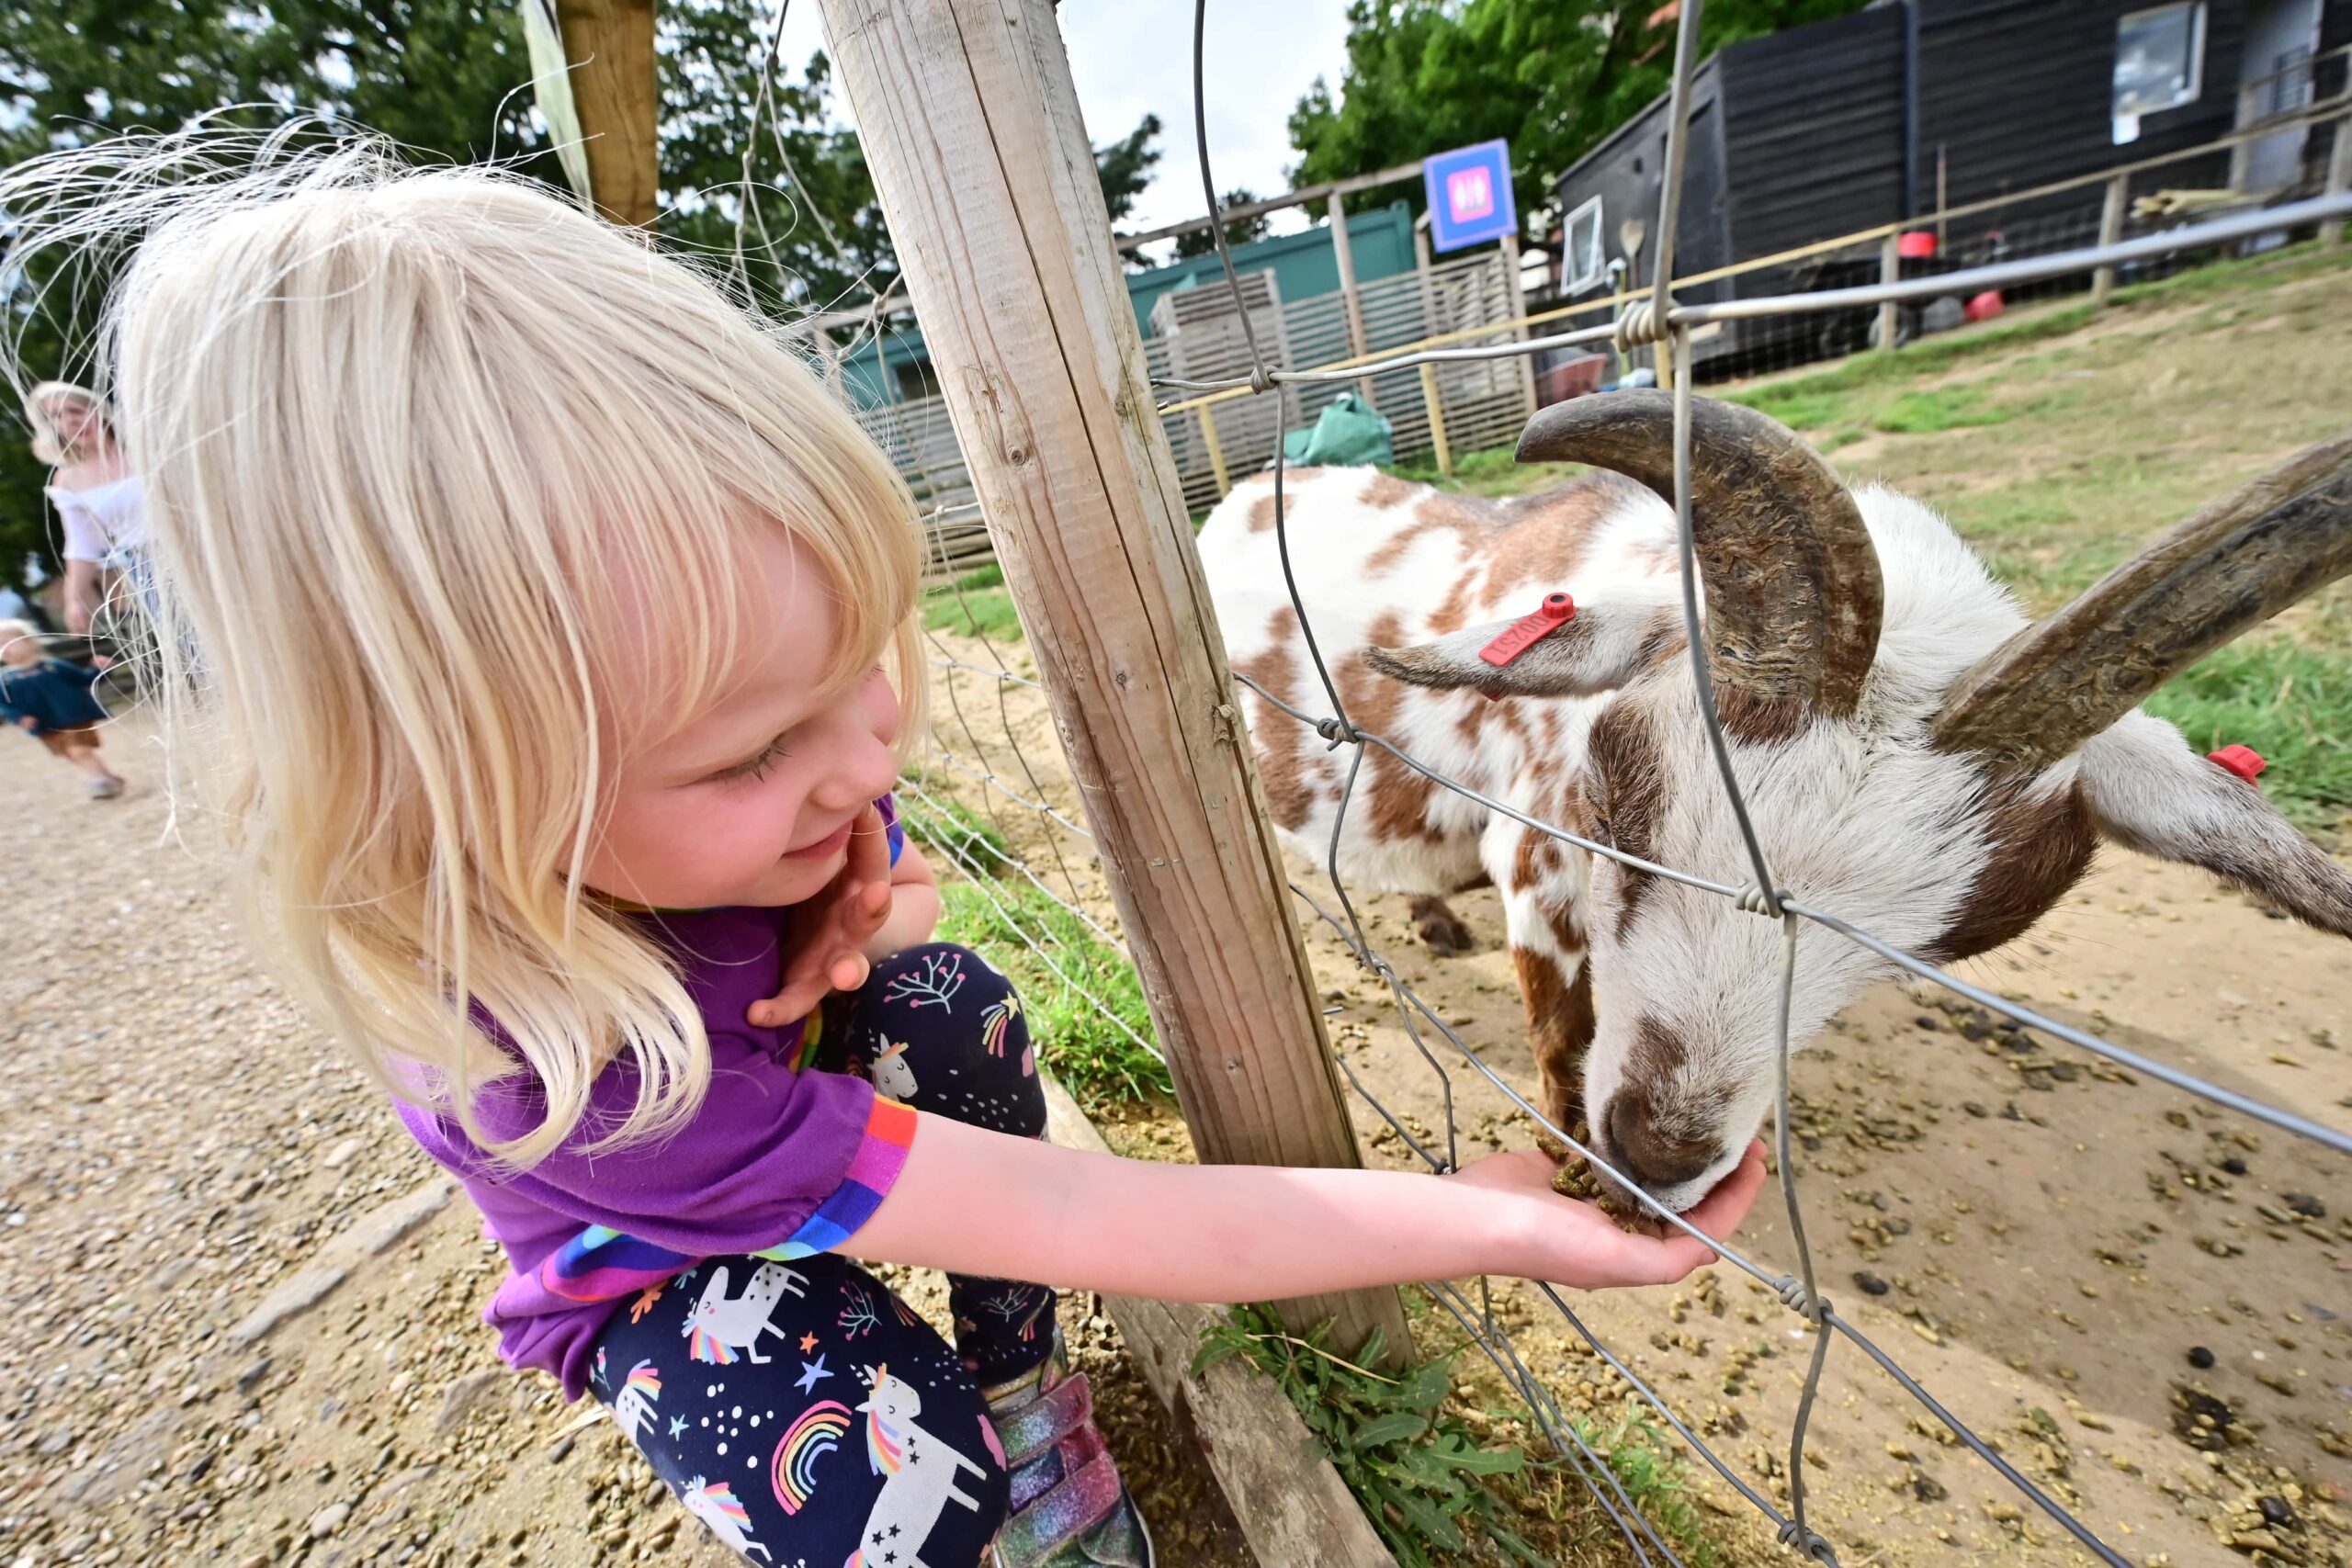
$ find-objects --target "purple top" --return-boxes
[398,800,914,1399]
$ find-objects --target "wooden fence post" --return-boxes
[552,0,659,227]
[817,0,1412,1360]
[1498,231,1539,412]
[2325,110,2352,252]
[1327,193,1374,410]
[1418,363,1453,476]
[2093,172,2129,307]
[2227,82,2261,193]
[1876,231,1902,352]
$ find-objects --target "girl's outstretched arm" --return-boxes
[850,1112,1768,1299]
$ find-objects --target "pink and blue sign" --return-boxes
[1423,140,1516,254]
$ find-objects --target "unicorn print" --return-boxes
[868,1039,919,1101]
[610,1359,662,1447]
[848,1363,989,1568]
[684,1261,808,1364]
[681,1476,773,1562]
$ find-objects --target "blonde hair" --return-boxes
[0,129,926,1168]
[24,380,106,465]
[0,618,42,662]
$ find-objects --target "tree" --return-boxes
[1173,187,1270,259]
[1095,111,1163,225]
[1289,0,1871,234]
[0,0,1170,595]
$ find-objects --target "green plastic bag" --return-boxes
[1282,392,1396,468]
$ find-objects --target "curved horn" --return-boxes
[1932,431,2352,773]
[1516,391,1883,733]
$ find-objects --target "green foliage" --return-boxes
[1173,187,1272,259]
[2145,638,2352,836]
[900,795,1168,1105]
[1288,0,1872,236]
[1095,113,1164,225]
[0,0,1160,598]
[1196,1311,1548,1568]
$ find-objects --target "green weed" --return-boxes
[1197,1311,1551,1568]
[1200,1306,1724,1567]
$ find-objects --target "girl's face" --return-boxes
[583,529,901,910]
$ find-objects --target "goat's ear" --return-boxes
[2076,711,2352,937]
[1363,598,1679,699]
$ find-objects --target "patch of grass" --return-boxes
[922,581,1023,643]
[936,877,1170,1105]
[901,795,1168,1105]
[1202,1306,1724,1568]
[2144,637,2352,836]
[1871,385,2014,434]
[899,795,1010,870]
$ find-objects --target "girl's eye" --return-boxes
[714,735,793,784]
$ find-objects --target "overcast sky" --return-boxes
[773,1,1355,241]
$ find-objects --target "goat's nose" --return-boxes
[1603,1094,1720,1197]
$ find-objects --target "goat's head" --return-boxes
[1367,392,2352,1213]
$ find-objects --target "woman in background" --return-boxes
[26,381,148,638]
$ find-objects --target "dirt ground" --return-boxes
[6,255,2349,1568]
[0,726,1253,1568]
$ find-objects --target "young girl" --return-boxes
[24,140,1765,1568]
[0,618,125,798]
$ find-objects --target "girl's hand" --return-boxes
[751,806,893,1029]
[1447,1139,1770,1290]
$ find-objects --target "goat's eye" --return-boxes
[1588,809,1614,850]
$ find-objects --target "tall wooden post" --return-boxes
[1326,193,1374,409]
[2227,82,2262,193]
[1498,231,1538,412]
[554,0,660,226]
[2324,110,2352,253]
[818,0,1410,1359]
[2092,172,2130,307]
[1876,231,1902,351]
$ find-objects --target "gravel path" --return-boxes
[0,718,1250,1568]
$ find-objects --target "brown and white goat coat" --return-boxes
[1200,399,2352,1213]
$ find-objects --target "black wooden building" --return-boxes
[1549,0,2350,372]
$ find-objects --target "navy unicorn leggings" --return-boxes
[591,943,1053,1566]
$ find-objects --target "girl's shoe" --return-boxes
[983,1334,1154,1568]
[87,776,123,800]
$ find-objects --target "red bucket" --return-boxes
[1963,289,2006,322]
[1896,231,1938,260]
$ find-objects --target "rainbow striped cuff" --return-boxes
[521,1097,917,1305]
[756,1096,917,1259]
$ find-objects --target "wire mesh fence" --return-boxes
[1101,1,2352,1563]
[850,8,2352,1563]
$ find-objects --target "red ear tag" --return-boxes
[2208,744,2266,785]
[1478,592,1576,669]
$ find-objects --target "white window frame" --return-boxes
[2113,2,2207,120]
[1563,195,1608,294]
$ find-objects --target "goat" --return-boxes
[1199,392,2352,1213]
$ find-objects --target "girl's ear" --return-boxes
[1363,595,1682,700]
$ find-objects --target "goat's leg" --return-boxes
[1488,816,1596,1136]
[1407,894,1476,955]
[1510,946,1595,1134]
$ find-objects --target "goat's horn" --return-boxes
[1932,431,2352,773]
[1515,391,1883,735]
